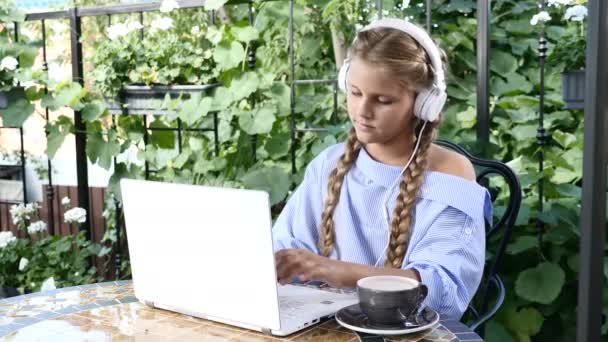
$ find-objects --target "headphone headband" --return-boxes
[360,18,446,91]
[339,17,447,122]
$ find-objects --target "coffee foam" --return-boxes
[358,276,417,291]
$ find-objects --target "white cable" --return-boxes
[374,120,428,267]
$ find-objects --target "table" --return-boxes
[0,281,483,341]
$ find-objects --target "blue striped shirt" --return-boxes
[272,143,492,321]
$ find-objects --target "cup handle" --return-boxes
[416,284,428,307]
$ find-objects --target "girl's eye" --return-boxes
[350,91,362,96]
[378,98,392,104]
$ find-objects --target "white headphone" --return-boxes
[338,17,447,123]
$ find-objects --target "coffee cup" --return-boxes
[356,276,428,326]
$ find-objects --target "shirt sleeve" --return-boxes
[403,206,486,321]
[271,155,325,254]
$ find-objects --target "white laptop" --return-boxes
[120,178,358,336]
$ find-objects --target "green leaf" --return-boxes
[239,105,276,135]
[502,19,534,35]
[189,137,204,151]
[53,82,86,108]
[212,87,233,111]
[551,167,579,184]
[552,130,577,149]
[87,130,121,170]
[1,98,34,127]
[515,262,565,304]
[81,100,106,122]
[491,73,533,96]
[567,254,579,272]
[270,83,290,116]
[229,72,259,101]
[242,166,290,205]
[503,306,544,341]
[511,124,537,141]
[231,26,259,43]
[46,116,73,158]
[206,25,224,45]
[555,184,581,197]
[507,236,538,255]
[204,0,228,11]
[484,321,514,342]
[213,41,246,71]
[110,163,139,201]
[177,93,203,126]
[174,148,192,169]
[149,119,175,149]
[455,106,476,129]
[265,132,291,159]
[491,50,519,76]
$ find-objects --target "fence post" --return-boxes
[69,7,91,239]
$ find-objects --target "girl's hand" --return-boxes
[274,249,348,288]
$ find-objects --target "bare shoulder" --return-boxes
[427,144,476,181]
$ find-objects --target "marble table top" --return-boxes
[0,280,483,341]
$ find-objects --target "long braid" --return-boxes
[318,128,361,257]
[384,122,437,268]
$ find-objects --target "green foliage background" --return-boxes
[0,0,602,341]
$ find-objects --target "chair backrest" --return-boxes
[435,140,522,336]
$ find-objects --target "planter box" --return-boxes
[561,70,585,109]
[0,87,25,109]
[105,84,220,115]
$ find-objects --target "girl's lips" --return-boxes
[356,121,375,130]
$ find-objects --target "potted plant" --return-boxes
[543,1,588,109]
[89,2,222,115]
[0,0,41,126]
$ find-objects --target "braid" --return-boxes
[318,128,361,257]
[384,122,437,268]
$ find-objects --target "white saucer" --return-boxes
[335,304,440,336]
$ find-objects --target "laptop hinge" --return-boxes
[261,328,272,336]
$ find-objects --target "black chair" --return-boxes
[435,140,522,338]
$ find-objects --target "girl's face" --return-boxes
[346,58,417,146]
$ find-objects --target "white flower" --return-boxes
[548,0,573,7]
[40,277,56,292]
[27,220,47,234]
[62,196,71,206]
[74,272,79,276]
[19,257,29,271]
[402,0,410,8]
[126,21,144,33]
[191,25,200,35]
[64,207,87,224]
[0,231,16,249]
[565,4,587,21]
[530,11,552,25]
[0,56,18,71]
[107,22,128,40]
[150,17,173,32]
[10,204,27,225]
[160,0,179,13]
[25,202,40,214]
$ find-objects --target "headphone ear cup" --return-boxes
[414,86,447,122]
[338,61,350,93]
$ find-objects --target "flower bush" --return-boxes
[534,0,589,71]
[89,1,218,97]
[0,199,109,295]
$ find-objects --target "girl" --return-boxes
[272,17,492,321]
